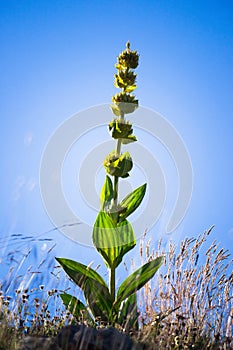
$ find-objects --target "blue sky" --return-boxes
[1,0,233,280]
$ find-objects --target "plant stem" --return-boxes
[116,138,122,156]
[113,113,124,206]
[113,176,119,204]
[111,112,124,300]
[113,140,121,206]
[110,266,115,301]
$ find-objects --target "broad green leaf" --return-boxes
[60,293,92,322]
[92,212,136,268]
[100,175,113,210]
[56,257,113,321]
[84,279,116,322]
[115,256,164,307]
[56,258,107,288]
[114,219,136,267]
[119,183,147,221]
[117,293,139,331]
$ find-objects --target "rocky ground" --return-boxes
[17,324,143,350]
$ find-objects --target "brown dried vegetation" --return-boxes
[0,227,232,349]
[137,227,233,349]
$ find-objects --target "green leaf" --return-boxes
[100,175,114,210]
[92,212,136,268]
[56,258,113,321]
[115,219,136,266]
[60,293,92,321]
[84,279,116,321]
[56,258,107,288]
[117,293,139,331]
[115,256,164,307]
[119,183,147,221]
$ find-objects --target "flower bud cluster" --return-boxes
[104,151,133,178]
[105,42,139,179]
[116,41,139,70]
[109,119,136,144]
[114,70,136,92]
[111,42,139,116]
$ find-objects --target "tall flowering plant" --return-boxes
[56,42,163,330]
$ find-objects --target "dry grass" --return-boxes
[0,236,77,349]
[0,227,232,349]
[137,226,233,349]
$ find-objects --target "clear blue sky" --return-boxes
[1,0,233,277]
